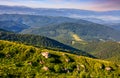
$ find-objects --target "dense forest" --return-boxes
[72,41,120,64]
[0,21,29,32]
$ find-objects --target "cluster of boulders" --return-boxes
[27,51,114,73]
[6,54,11,58]
[41,52,50,71]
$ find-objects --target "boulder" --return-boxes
[28,62,32,65]
[39,60,44,64]
[42,66,49,71]
[105,67,112,71]
[41,52,50,58]
[65,58,70,62]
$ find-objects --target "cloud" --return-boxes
[92,0,120,10]
[0,0,119,11]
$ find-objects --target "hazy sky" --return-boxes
[0,0,120,11]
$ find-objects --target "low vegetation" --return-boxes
[0,40,120,77]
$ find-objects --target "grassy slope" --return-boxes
[0,40,120,78]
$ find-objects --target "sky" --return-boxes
[0,0,120,11]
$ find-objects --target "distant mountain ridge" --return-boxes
[0,5,120,24]
[1,5,120,30]
[0,14,90,28]
[0,14,120,42]
[0,5,120,16]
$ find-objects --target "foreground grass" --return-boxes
[0,40,120,78]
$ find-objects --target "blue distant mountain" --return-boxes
[0,5,120,16]
[0,5,120,25]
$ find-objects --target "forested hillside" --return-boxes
[0,21,29,32]
[1,14,120,41]
[72,41,120,63]
[23,23,120,42]
[0,29,93,57]
[0,14,86,28]
[0,40,120,77]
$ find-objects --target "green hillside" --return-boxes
[0,29,93,57]
[0,40,120,78]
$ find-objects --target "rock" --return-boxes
[65,59,70,62]
[81,64,85,68]
[6,54,11,58]
[42,66,49,71]
[41,52,50,58]
[39,60,44,64]
[105,67,112,71]
[71,41,75,45]
[77,65,80,71]
[28,62,32,65]
[67,70,70,73]
[62,53,65,56]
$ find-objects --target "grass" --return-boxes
[0,40,120,78]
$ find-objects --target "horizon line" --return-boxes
[0,4,120,12]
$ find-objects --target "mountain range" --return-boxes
[0,5,120,77]
[0,5,120,24]
[0,14,120,42]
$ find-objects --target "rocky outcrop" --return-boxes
[41,52,50,58]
